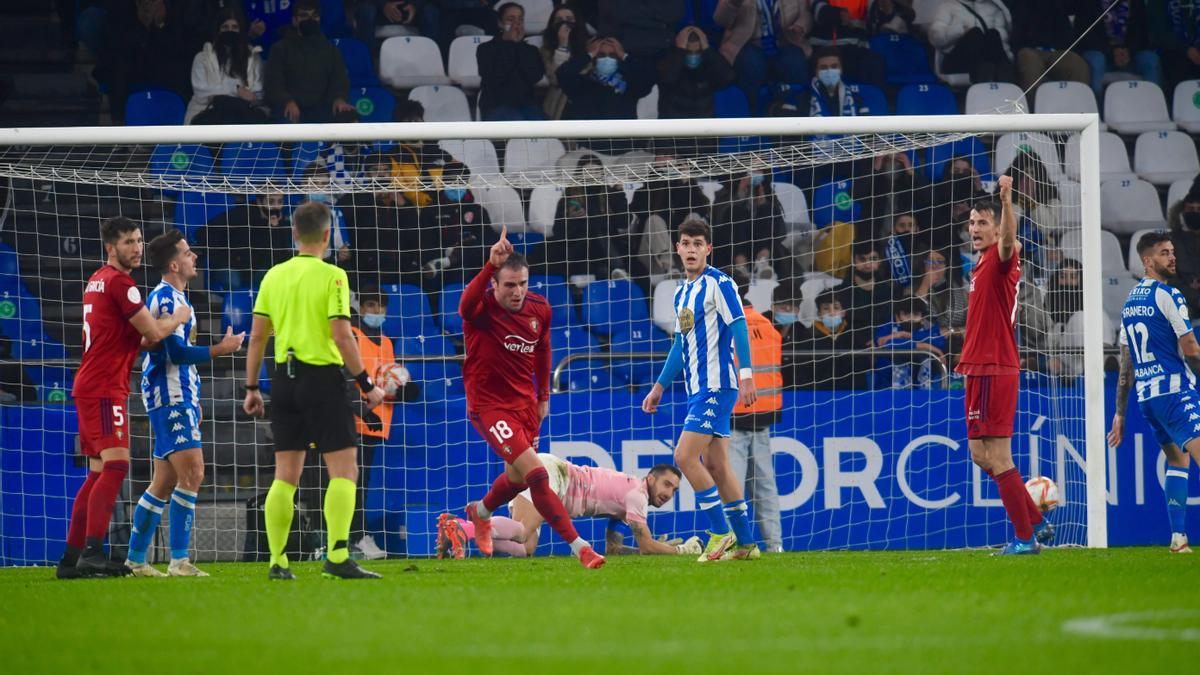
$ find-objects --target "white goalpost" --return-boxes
[0,113,1106,564]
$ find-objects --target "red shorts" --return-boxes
[469,405,541,464]
[75,396,130,457]
[964,374,1018,439]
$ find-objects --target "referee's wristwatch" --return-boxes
[354,370,374,393]
[243,384,260,393]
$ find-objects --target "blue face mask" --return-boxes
[750,173,765,187]
[683,52,702,69]
[820,314,844,331]
[774,311,797,326]
[817,67,842,88]
[307,193,329,204]
[443,187,467,202]
[595,56,619,77]
[361,313,386,329]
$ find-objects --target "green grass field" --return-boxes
[3,549,1197,674]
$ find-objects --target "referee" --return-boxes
[243,200,386,581]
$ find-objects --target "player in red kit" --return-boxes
[56,217,192,579]
[958,175,1053,555]
[459,227,604,569]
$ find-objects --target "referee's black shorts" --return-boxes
[270,363,357,453]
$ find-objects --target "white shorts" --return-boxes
[513,453,570,507]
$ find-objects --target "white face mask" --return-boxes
[362,313,386,329]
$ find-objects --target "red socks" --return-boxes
[482,473,526,514]
[525,466,581,545]
[993,468,1033,540]
[1024,485,1044,526]
[84,460,128,541]
[65,471,100,550]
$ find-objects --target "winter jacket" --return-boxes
[1075,0,1150,53]
[185,41,265,124]
[263,30,349,109]
[657,46,736,118]
[477,37,544,116]
[927,0,1012,59]
[556,53,656,120]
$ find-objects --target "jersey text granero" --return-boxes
[73,265,145,399]
[958,244,1021,376]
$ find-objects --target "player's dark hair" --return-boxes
[100,216,140,245]
[1137,231,1173,258]
[293,200,331,245]
[971,199,1001,221]
[678,217,711,244]
[148,229,186,274]
[649,464,683,480]
[815,289,842,312]
[728,268,752,305]
[494,252,530,278]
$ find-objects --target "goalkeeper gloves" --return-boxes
[675,536,702,556]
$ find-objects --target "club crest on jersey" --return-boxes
[529,317,539,333]
[679,308,695,334]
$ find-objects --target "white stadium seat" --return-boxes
[1103,272,1138,330]
[375,24,419,39]
[1168,178,1194,210]
[503,138,567,179]
[1064,132,1135,183]
[744,279,778,314]
[637,85,659,120]
[697,181,721,203]
[1104,80,1175,135]
[652,279,681,333]
[379,36,451,88]
[473,184,526,231]
[447,35,491,90]
[993,132,1063,183]
[526,185,563,236]
[965,82,1028,114]
[772,181,812,230]
[513,0,554,33]
[798,274,843,328]
[1102,178,1165,234]
[1133,130,1200,187]
[1034,81,1104,130]
[439,139,500,177]
[1173,80,1200,133]
[408,85,472,122]
[1058,228,1124,272]
[1056,180,1082,231]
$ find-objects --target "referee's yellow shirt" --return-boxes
[252,253,351,366]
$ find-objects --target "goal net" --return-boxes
[0,115,1106,565]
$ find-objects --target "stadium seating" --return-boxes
[868,33,936,85]
[718,134,767,155]
[125,89,185,126]
[846,83,889,115]
[714,86,750,118]
[219,142,284,183]
[319,0,349,36]
[174,191,236,242]
[1168,179,1193,209]
[408,85,473,123]
[150,143,214,187]
[797,274,843,328]
[447,35,491,90]
[349,86,396,123]
[744,278,778,313]
[24,364,74,402]
[993,132,1063,183]
[1064,132,1136,183]
[1102,178,1166,234]
[1034,81,1104,130]
[382,283,440,339]
[932,50,968,88]
[439,282,466,335]
[773,181,812,229]
[514,0,553,32]
[1055,180,1082,231]
[1058,228,1123,270]
[637,85,659,120]
[652,279,681,333]
[395,334,457,357]
[1104,81,1175,135]
[529,275,578,327]
[503,138,566,178]
[1103,272,1138,329]
[473,184,527,230]
[920,136,993,182]
[439,139,500,177]
[811,178,861,228]
[964,82,1027,114]
[896,83,957,116]
[0,243,19,293]
[221,290,255,335]
[608,319,671,387]
[331,38,379,87]
[1133,131,1200,187]
[583,279,650,335]
[1173,80,1200,133]
[380,36,451,88]
[527,185,563,235]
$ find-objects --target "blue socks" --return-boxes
[724,499,754,546]
[695,485,729,535]
[169,488,198,561]
[1166,468,1189,535]
[127,491,166,564]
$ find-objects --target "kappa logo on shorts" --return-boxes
[1190,413,1199,421]
[703,409,716,417]
[701,421,713,430]
[175,435,187,444]
[168,410,181,420]
[171,422,183,432]
[1186,403,1196,411]
[705,397,718,404]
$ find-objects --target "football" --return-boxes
[375,362,411,401]
[1026,476,1059,513]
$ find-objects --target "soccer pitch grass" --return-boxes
[3,549,1196,674]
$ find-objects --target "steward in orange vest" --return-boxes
[732,306,784,429]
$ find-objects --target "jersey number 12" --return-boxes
[1125,321,1156,363]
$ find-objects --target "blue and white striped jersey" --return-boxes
[673,266,746,395]
[140,282,200,411]
[1119,278,1197,402]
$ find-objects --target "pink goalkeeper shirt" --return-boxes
[562,463,649,525]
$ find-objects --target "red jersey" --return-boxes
[957,244,1021,376]
[72,264,145,400]
[460,263,552,413]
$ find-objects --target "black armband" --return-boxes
[243,384,260,392]
[354,370,373,393]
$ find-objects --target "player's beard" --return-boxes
[116,251,140,271]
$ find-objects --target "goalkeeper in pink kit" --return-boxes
[460,227,605,569]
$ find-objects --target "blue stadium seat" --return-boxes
[404,361,466,401]
[607,319,671,387]
[896,83,957,116]
[868,34,936,85]
[719,134,767,155]
[509,231,545,257]
[320,0,350,36]
[846,83,889,115]
[125,89,185,126]
[221,290,255,335]
[562,360,612,392]
[219,142,284,183]
[332,38,378,87]
[382,283,439,339]
[395,334,456,357]
[810,179,861,227]
[529,275,579,327]
[0,289,66,361]
[918,137,994,182]
[714,86,751,118]
[23,365,73,402]
[550,325,600,367]
[0,243,21,293]
[583,279,650,335]
[150,144,214,194]
[439,282,466,336]
[349,86,395,123]
[174,192,236,242]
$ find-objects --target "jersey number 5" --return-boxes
[489,420,514,443]
[1125,322,1156,363]
[82,303,93,352]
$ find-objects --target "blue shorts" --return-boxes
[682,389,739,438]
[147,403,202,460]
[1139,390,1200,450]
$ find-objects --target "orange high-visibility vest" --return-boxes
[734,307,783,414]
[352,325,395,439]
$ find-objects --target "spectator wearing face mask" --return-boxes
[198,192,292,290]
[873,297,946,389]
[264,0,356,123]
[711,170,790,280]
[839,240,895,346]
[791,290,868,389]
[557,35,656,122]
[540,3,590,120]
[302,162,352,265]
[1168,184,1200,314]
[187,9,268,125]
[417,161,494,291]
[768,47,867,118]
[477,3,547,121]
[658,25,736,118]
[808,0,888,88]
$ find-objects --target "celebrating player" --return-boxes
[642,218,760,562]
[1108,232,1200,554]
[56,217,192,579]
[460,226,605,569]
[957,176,1053,555]
[438,456,700,558]
[124,230,245,577]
